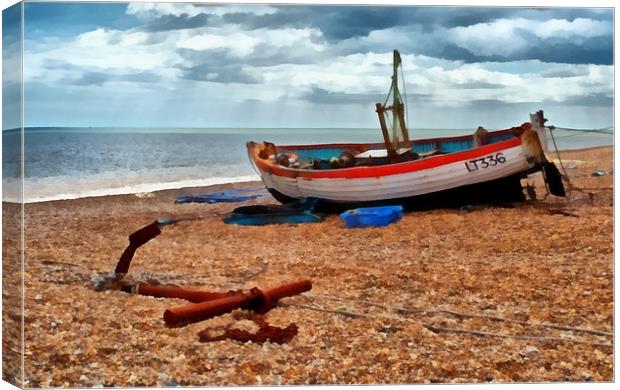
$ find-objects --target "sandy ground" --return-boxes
[2,146,614,386]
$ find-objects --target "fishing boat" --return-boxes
[246,50,565,211]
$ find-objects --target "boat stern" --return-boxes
[515,111,566,197]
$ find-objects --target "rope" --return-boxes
[551,132,587,140]
[399,61,410,129]
[546,126,594,204]
[382,80,393,108]
[280,297,613,348]
[306,293,614,337]
[549,125,613,135]
[548,126,570,180]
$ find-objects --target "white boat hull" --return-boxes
[255,144,533,203]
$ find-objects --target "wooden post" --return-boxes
[376,103,397,163]
[535,110,546,127]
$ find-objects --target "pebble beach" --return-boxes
[2,146,614,386]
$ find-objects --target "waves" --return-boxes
[2,174,261,203]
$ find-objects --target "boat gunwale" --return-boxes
[264,128,514,151]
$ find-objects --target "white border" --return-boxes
[0,1,616,390]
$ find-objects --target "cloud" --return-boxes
[221,6,613,43]
[540,67,591,78]
[171,25,328,85]
[176,25,326,61]
[121,4,614,66]
[125,3,277,32]
[334,15,613,65]
[534,17,612,39]
[24,27,184,85]
[67,71,162,86]
[446,17,612,63]
[25,20,612,108]
[143,14,212,32]
[551,92,614,107]
[455,81,506,89]
[302,87,383,104]
[516,36,613,65]
[464,92,614,111]
[127,3,203,19]
[71,71,108,86]
[127,2,277,20]
[180,64,263,84]
[20,3,614,128]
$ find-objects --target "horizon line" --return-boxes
[4,126,473,131]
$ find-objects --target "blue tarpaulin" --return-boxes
[223,198,324,225]
[340,205,404,228]
[176,188,267,204]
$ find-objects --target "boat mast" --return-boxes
[376,49,412,163]
[392,50,412,153]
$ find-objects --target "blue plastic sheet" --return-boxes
[176,188,267,204]
[223,198,324,226]
[340,205,404,228]
[224,211,323,226]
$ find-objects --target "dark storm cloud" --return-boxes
[127,3,614,41]
[225,6,613,65]
[223,5,612,40]
[415,7,612,29]
[515,37,613,65]
[143,13,213,32]
[129,5,612,65]
[387,22,612,65]
[416,39,613,65]
[223,6,411,40]
[425,43,504,63]
[175,44,324,78]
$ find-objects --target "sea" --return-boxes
[1,127,614,203]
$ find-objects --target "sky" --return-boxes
[2,1,615,129]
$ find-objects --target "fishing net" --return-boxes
[379,53,410,151]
